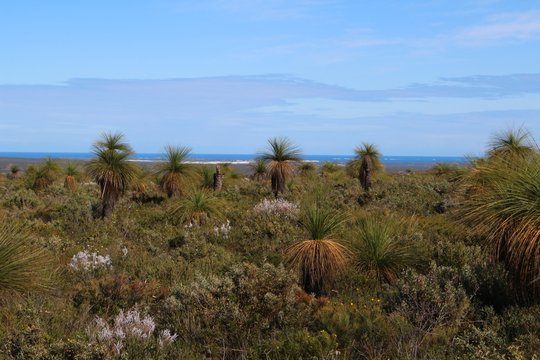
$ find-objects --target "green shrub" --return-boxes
[3,189,42,209]
[160,262,314,356]
[383,263,470,358]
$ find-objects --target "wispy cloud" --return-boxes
[454,10,540,45]
[1,74,539,154]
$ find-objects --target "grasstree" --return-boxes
[157,145,191,198]
[351,216,423,283]
[172,188,223,226]
[86,133,138,219]
[258,137,302,197]
[460,129,540,300]
[32,158,61,191]
[64,163,79,192]
[286,205,350,296]
[488,127,537,160]
[7,165,20,180]
[354,143,382,193]
[0,224,51,300]
[213,165,224,191]
[299,162,316,177]
[251,159,267,182]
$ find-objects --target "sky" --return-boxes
[1,0,540,156]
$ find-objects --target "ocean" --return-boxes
[0,152,468,166]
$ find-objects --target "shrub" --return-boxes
[160,262,314,356]
[72,273,167,315]
[2,189,42,209]
[383,263,470,358]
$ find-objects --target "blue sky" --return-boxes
[1,0,540,155]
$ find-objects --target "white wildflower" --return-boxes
[70,251,112,272]
[252,199,299,217]
[158,329,178,347]
[89,307,174,355]
[214,220,231,238]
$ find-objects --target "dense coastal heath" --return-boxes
[1,131,539,359]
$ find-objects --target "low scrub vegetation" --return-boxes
[1,130,540,359]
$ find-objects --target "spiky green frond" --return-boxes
[0,224,52,299]
[93,132,134,154]
[86,133,138,198]
[258,137,302,163]
[460,153,540,298]
[286,206,350,295]
[65,163,80,177]
[157,145,192,174]
[157,145,192,197]
[488,128,537,159]
[172,188,223,225]
[86,133,138,217]
[252,159,267,175]
[258,137,302,195]
[351,217,422,283]
[199,166,215,189]
[354,143,382,170]
[300,206,348,240]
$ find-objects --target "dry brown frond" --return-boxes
[286,239,350,296]
[64,175,77,192]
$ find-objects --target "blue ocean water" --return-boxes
[0,152,468,165]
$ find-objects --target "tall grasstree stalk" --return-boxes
[286,206,350,296]
[258,137,302,197]
[354,143,382,192]
[64,163,79,192]
[0,224,52,301]
[86,133,138,219]
[157,145,191,198]
[460,128,540,300]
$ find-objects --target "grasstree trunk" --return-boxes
[100,187,119,219]
[271,170,286,197]
[360,156,373,192]
[101,198,115,219]
[213,165,224,192]
[301,270,325,297]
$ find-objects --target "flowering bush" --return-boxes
[89,308,176,355]
[213,220,231,238]
[70,250,112,272]
[252,199,299,217]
